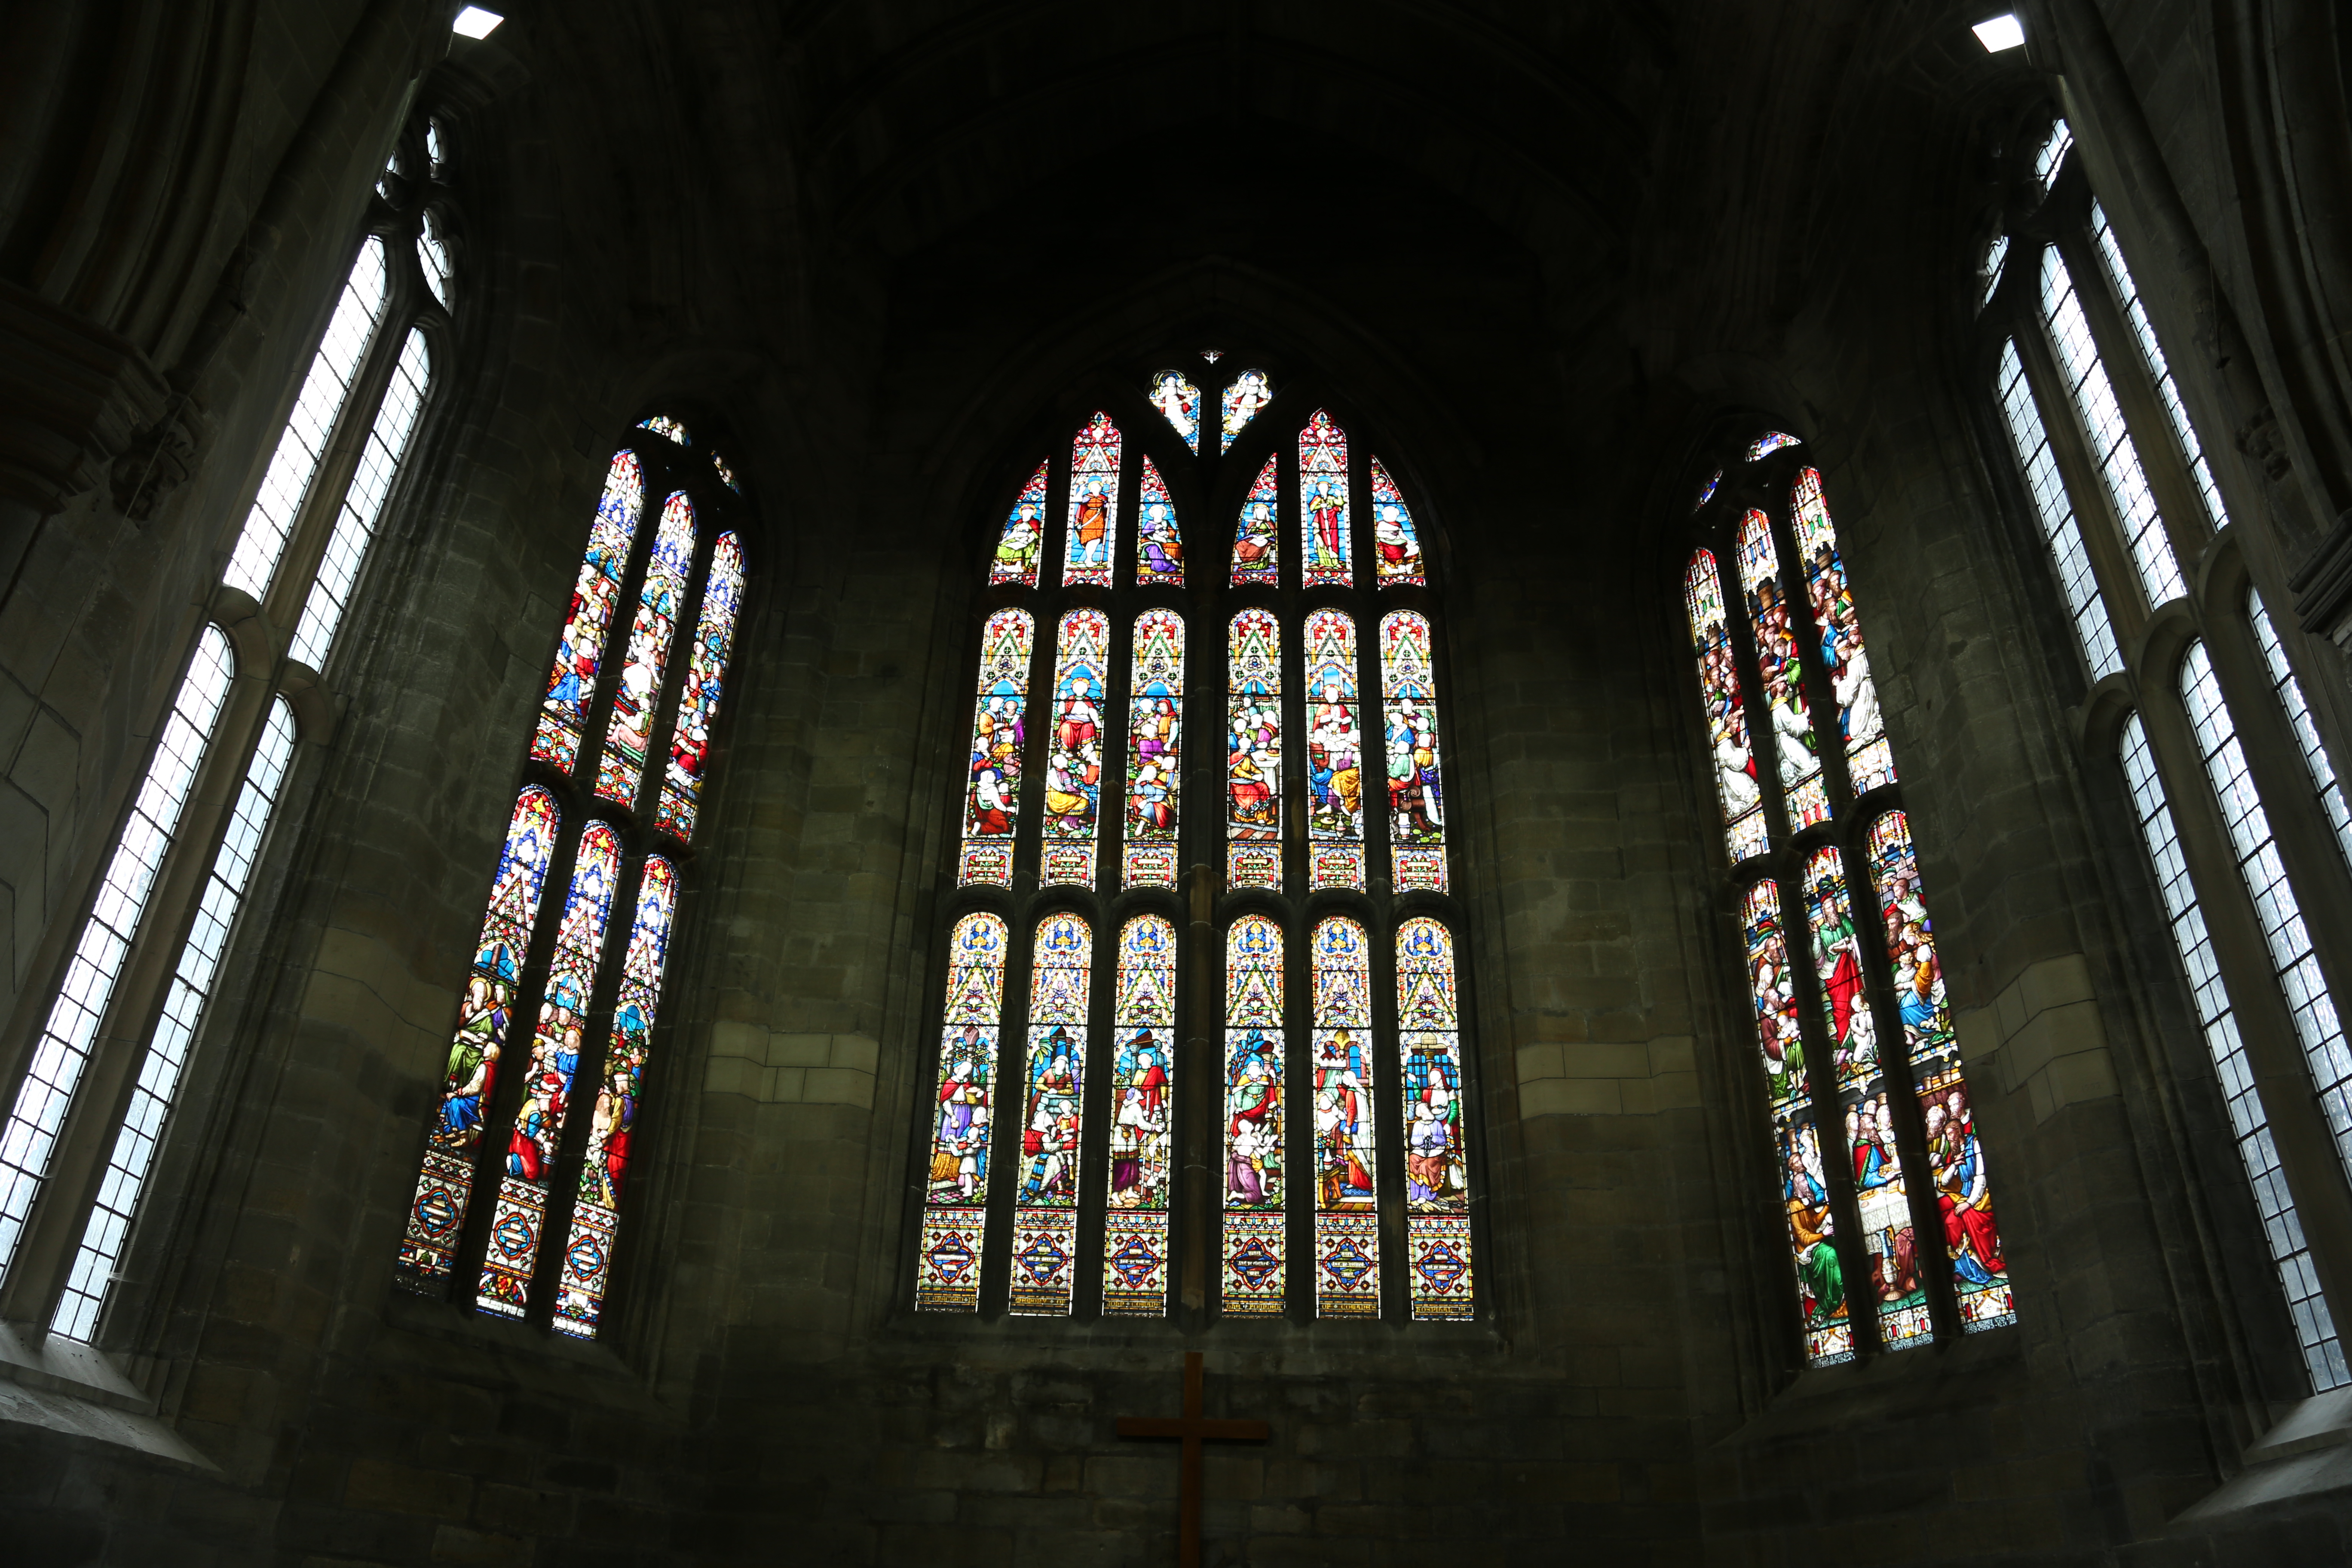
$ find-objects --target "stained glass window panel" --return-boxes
[710,449,741,494]
[656,532,744,841]
[418,209,453,310]
[1231,455,1279,586]
[958,609,1034,887]
[2033,117,2073,193]
[1995,340,2125,679]
[290,326,432,670]
[637,414,691,444]
[1377,612,1448,892]
[1746,432,1802,462]
[1040,609,1109,888]
[394,787,561,1286]
[1299,410,1352,588]
[991,461,1050,588]
[476,822,622,1319]
[52,696,294,1341]
[1397,917,1473,1319]
[532,451,646,772]
[1736,510,1829,827]
[0,626,237,1286]
[594,492,696,807]
[1104,914,1178,1317]
[1222,914,1286,1316]
[1802,846,1928,1349]
[1063,413,1121,588]
[1123,609,1185,890]
[1134,457,1184,585]
[1864,812,2013,1332]
[1221,369,1273,453]
[1695,470,1723,511]
[1790,470,1895,796]
[552,856,679,1339]
[224,238,388,600]
[1010,913,1091,1315]
[1369,458,1426,587]
[2120,715,2348,1390]
[917,912,1009,1312]
[1149,370,1201,453]
[1982,234,2011,307]
[1684,551,1768,860]
[2043,246,2188,610]
[1227,609,1283,890]
[1304,611,1365,891]
[2180,644,2352,1182]
[1742,881,1854,1366]
[1311,917,1378,1317]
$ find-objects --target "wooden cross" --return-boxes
[1116,1351,1270,1567]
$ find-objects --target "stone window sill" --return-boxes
[2177,1387,2352,1521]
[0,1320,213,1467]
[1717,1324,2025,1446]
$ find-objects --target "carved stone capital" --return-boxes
[0,279,177,516]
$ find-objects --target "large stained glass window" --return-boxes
[1124,609,1184,889]
[1010,913,1091,1315]
[1687,432,2008,1361]
[1104,915,1177,1317]
[1397,918,1473,1318]
[1223,914,1286,1316]
[1304,610,1364,891]
[1227,609,1283,890]
[1311,916,1378,1317]
[914,371,1478,1326]
[917,912,1008,1312]
[958,609,1035,888]
[394,415,750,1338]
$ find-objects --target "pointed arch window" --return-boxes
[1975,115,2352,1395]
[392,414,754,1339]
[0,97,458,1344]
[1682,438,2013,1366]
[913,365,1480,1325]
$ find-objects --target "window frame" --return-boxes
[0,99,462,1345]
[907,355,1489,1327]
[1974,108,2352,1399]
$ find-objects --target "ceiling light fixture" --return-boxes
[452,6,504,39]
[1972,13,2026,52]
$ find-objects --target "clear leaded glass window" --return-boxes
[1683,436,2015,1367]
[1981,112,2352,1395]
[917,356,1474,1324]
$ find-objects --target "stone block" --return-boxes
[804,1066,875,1108]
[429,1524,531,1565]
[344,1459,469,1519]
[768,1031,833,1067]
[1520,1077,1621,1118]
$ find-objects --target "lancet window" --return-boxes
[1979,115,2352,1393]
[392,414,751,1340]
[916,357,1476,1324]
[0,101,458,1345]
[1682,435,2015,1368]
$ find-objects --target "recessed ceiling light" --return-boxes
[453,6,504,38]
[1972,13,2026,51]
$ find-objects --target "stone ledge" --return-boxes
[0,1322,213,1468]
[2176,1387,2352,1520]
[1516,1036,1698,1117]
[705,1023,878,1107]
[1954,952,2116,1124]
